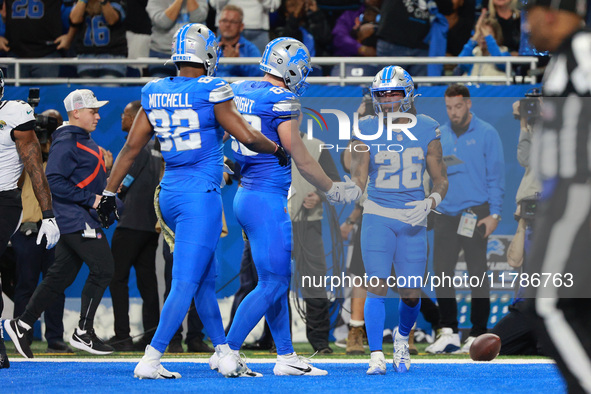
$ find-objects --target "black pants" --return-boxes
[20,230,114,331]
[433,206,490,337]
[110,228,160,340]
[293,220,330,351]
[163,241,204,343]
[0,202,22,318]
[12,229,65,344]
[490,301,540,355]
[226,239,273,343]
[526,180,591,393]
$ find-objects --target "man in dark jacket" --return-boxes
[6,89,117,358]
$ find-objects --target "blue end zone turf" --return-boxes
[1,362,566,393]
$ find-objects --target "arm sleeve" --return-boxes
[516,124,531,167]
[484,35,510,71]
[146,0,177,29]
[457,39,477,74]
[485,127,505,216]
[189,0,208,23]
[318,150,341,182]
[261,0,280,11]
[238,41,263,77]
[332,13,362,57]
[434,0,453,15]
[45,140,97,207]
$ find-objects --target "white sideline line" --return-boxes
[10,358,555,365]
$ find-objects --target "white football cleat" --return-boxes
[209,350,261,377]
[425,327,461,354]
[459,336,476,354]
[274,353,328,376]
[215,344,248,377]
[366,351,387,375]
[393,328,410,373]
[134,345,181,379]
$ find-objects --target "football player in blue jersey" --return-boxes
[208,37,362,376]
[349,66,448,374]
[97,23,290,379]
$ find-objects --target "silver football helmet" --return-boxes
[171,23,220,76]
[260,37,312,96]
[370,66,415,113]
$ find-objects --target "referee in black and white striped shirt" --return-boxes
[523,0,591,392]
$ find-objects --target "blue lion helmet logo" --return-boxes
[287,47,309,67]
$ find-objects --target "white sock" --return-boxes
[145,344,163,361]
[350,319,364,328]
[215,343,231,355]
[396,329,409,342]
[370,351,384,360]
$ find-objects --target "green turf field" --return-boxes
[3,340,548,360]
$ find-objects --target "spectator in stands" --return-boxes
[273,0,331,57]
[445,0,476,56]
[330,0,381,78]
[125,0,152,76]
[488,0,520,55]
[209,0,280,54]
[216,5,262,78]
[70,0,128,78]
[456,13,510,77]
[11,109,72,354]
[376,0,453,77]
[146,0,208,77]
[0,0,76,78]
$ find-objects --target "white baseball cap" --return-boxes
[63,89,109,112]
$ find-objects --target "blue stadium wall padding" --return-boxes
[4,83,537,300]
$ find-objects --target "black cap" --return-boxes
[520,0,587,17]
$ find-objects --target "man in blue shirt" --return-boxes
[216,5,262,78]
[426,84,505,355]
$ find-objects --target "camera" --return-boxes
[27,88,58,144]
[518,194,539,222]
[517,88,542,126]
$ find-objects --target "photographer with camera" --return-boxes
[506,91,541,269]
[521,0,591,391]
[6,89,118,359]
[10,106,73,354]
[489,94,543,356]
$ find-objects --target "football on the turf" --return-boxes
[469,333,501,361]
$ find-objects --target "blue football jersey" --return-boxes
[141,76,233,192]
[230,80,300,194]
[354,113,440,208]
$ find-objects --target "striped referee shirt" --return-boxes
[532,27,591,182]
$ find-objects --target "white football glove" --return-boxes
[326,176,362,204]
[405,198,433,227]
[37,217,60,249]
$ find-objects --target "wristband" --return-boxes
[102,190,116,197]
[42,210,55,219]
[428,192,442,207]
